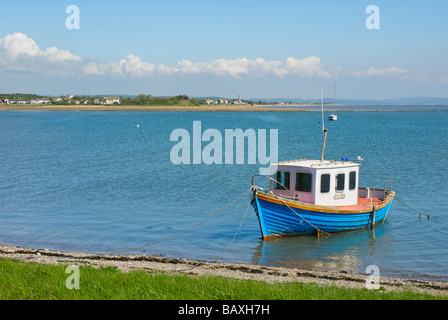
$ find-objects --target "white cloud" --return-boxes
[0,32,40,60]
[4,32,421,84]
[0,32,81,75]
[83,54,155,77]
[174,59,210,74]
[0,32,80,63]
[82,61,109,76]
[351,67,409,77]
[120,54,155,76]
[171,56,332,78]
[43,46,81,63]
[0,32,334,79]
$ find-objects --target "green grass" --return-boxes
[0,258,445,300]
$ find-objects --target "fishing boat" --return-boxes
[250,89,395,240]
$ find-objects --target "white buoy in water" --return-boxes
[137,124,140,128]
[357,156,364,161]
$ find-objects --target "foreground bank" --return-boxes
[0,244,446,299]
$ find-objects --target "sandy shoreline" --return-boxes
[1,243,447,297]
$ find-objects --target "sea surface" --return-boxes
[1,109,447,281]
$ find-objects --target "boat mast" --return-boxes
[333,83,336,115]
[321,88,328,161]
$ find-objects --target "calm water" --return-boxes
[1,110,447,281]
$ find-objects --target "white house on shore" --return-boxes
[203,99,217,105]
[104,97,121,104]
[31,99,50,104]
[201,98,230,105]
[9,100,27,104]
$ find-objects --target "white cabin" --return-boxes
[269,159,360,206]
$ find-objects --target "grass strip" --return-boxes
[0,258,445,300]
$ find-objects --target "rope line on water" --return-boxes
[170,195,252,273]
[275,194,331,237]
[251,185,330,237]
[394,196,440,218]
[210,195,251,263]
[108,187,253,255]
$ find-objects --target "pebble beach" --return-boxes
[1,243,447,297]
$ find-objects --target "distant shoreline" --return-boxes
[1,104,447,112]
[0,104,268,112]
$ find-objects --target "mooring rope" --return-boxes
[251,185,330,237]
[108,187,253,255]
[210,195,251,263]
[251,175,330,236]
[274,194,331,237]
[170,195,252,273]
[394,196,440,219]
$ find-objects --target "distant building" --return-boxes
[104,96,121,105]
[9,100,27,104]
[218,98,228,104]
[204,99,217,105]
[31,99,50,104]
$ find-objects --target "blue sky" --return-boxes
[0,0,447,99]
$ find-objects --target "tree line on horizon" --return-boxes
[0,93,256,106]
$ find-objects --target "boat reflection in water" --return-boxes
[250,225,390,275]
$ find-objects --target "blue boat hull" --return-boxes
[252,191,394,239]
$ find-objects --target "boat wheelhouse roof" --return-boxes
[273,159,360,169]
[269,158,361,207]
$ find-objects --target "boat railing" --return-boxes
[360,175,393,202]
[254,174,394,204]
[251,174,295,199]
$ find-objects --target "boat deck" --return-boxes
[337,197,382,211]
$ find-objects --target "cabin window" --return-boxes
[320,174,330,193]
[349,171,356,190]
[296,172,312,192]
[336,173,345,192]
[274,171,290,190]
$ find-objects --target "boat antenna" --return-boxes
[321,88,328,161]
